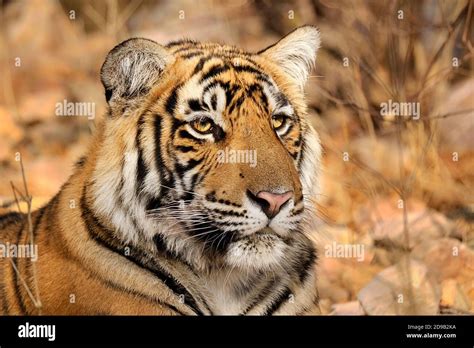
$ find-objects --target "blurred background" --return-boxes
[0,0,472,314]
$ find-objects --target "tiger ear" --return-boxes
[100,38,175,106]
[258,26,320,89]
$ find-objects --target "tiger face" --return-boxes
[94,26,321,272]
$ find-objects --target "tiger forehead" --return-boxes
[166,39,252,59]
[167,39,274,84]
[161,43,293,118]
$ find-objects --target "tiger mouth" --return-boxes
[235,227,281,242]
[254,227,276,236]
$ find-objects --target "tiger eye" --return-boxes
[191,118,213,133]
[271,115,285,130]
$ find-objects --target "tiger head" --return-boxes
[92,26,322,271]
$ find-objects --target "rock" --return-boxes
[316,225,375,265]
[435,78,474,152]
[318,298,333,315]
[372,247,393,267]
[317,274,350,303]
[372,209,454,249]
[331,301,366,315]
[357,258,440,314]
[440,279,471,312]
[355,198,423,232]
[339,263,383,297]
[329,285,350,303]
[468,287,474,313]
[411,238,474,281]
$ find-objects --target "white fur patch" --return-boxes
[225,234,286,271]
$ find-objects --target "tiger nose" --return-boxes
[255,191,293,219]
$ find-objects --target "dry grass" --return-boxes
[9,156,42,314]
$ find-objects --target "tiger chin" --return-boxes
[0,26,323,315]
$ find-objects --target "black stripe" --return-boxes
[294,135,302,147]
[211,208,246,217]
[202,80,240,108]
[295,294,319,315]
[154,116,173,198]
[77,193,185,315]
[209,230,235,254]
[65,244,186,315]
[153,232,204,284]
[297,247,317,284]
[181,52,204,59]
[31,206,46,246]
[189,172,201,189]
[188,221,233,254]
[178,129,202,142]
[176,157,203,174]
[115,154,144,238]
[192,56,212,75]
[74,156,86,169]
[175,145,196,153]
[199,64,230,83]
[247,83,268,110]
[274,91,290,108]
[297,136,306,169]
[228,93,245,115]
[254,74,273,87]
[170,115,186,133]
[166,39,197,48]
[175,49,204,57]
[165,87,180,115]
[233,64,263,75]
[210,93,217,110]
[241,278,278,315]
[173,46,202,54]
[135,115,147,195]
[291,207,304,216]
[233,64,272,83]
[188,99,204,112]
[153,233,172,255]
[151,233,206,291]
[0,212,23,230]
[263,287,292,315]
[80,188,205,315]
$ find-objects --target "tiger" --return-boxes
[0,25,323,315]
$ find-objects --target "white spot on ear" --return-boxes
[259,26,321,89]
